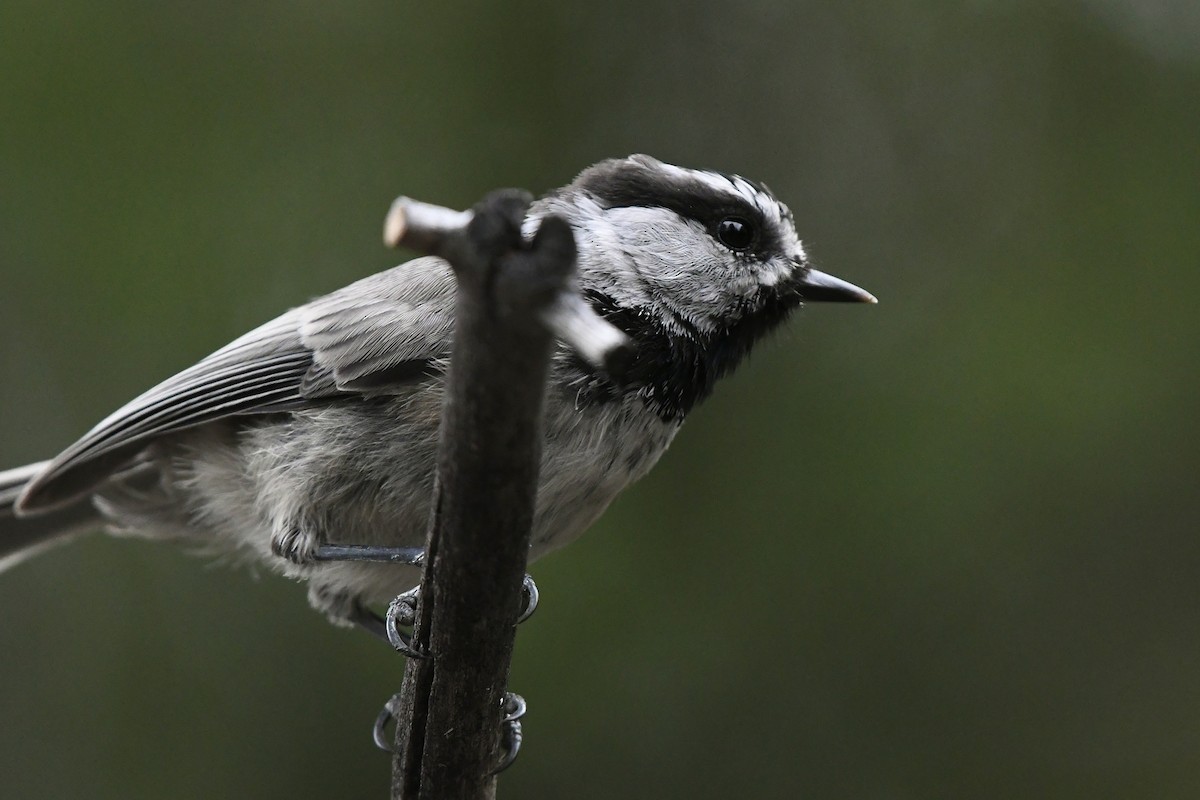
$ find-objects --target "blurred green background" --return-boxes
[2,1,1198,797]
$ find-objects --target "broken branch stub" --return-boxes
[384,195,633,381]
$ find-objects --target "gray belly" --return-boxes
[121,382,679,614]
[528,392,679,558]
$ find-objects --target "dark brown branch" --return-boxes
[384,196,632,376]
[382,190,628,799]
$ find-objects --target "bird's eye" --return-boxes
[716,217,755,251]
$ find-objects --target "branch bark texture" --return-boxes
[386,190,587,800]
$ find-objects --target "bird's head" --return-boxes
[537,154,875,419]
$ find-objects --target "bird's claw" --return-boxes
[373,693,403,753]
[358,567,536,763]
[517,574,539,624]
[385,590,427,658]
[368,573,536,655]
[372,689,527,773]
[492,691,527,774]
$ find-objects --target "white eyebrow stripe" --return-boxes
[708,172,787,225]
[656,161,733,195]
[641,159,793,234]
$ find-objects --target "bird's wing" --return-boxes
[18,259,457,512]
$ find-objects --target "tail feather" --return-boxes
[0,461,101,571]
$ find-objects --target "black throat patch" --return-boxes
[571,281,805,421]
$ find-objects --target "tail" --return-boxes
[0,461,102,572]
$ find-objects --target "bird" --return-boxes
[0,154,875,628]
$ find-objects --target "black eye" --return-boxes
[716,217,755,251]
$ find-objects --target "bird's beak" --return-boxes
[798,268,877,303]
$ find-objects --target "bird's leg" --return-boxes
[312,544,427,564]
[372,689,528,774]
[326,545,538,764]
[309,544,427,654]
[313,545,539,653]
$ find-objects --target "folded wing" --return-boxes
[18,259,457,513]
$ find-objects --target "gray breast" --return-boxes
[529,387,680,557]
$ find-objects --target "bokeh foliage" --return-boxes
[2,2,1198,798]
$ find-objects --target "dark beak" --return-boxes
[797,268,877,303]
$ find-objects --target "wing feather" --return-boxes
[19,259,457,512]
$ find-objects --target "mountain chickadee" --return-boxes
[0,154,875,625]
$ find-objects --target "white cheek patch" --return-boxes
[599,207,756,334]
[542,179,809,336]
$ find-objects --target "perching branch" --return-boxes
[381,190,631,799]
[383,195,633,377]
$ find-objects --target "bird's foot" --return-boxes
[315,541,537,656]
[383,589,425,658]
[335,588,427,657]
[372,689,527,774]
[347,573,539,656]
[308,545,427,656]
[492,691,527,774]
